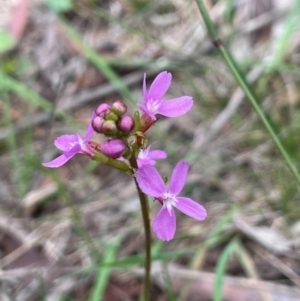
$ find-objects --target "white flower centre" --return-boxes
[147,98,163,114]
[163,193,178,216]
[138,149,147,159]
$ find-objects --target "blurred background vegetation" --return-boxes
[0,0,300,300]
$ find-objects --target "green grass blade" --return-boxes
[269,0,300,68]
[234,240,272,301]
[58,18,136,105]
[1,91,27,197]
[88,237,121,301]
[234,239,258,278]
[213,238,238,301]
[0,70,70,121]
[0,30,16,54]
[178,208,237,301]
[58,247,196,282]
[161,262,177,301]
[0,70,52,112]
[205,206,237,248]
[195,0,300,187]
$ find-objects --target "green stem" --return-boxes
[136,178,152,301]
[195,0,300,186]
[92,152,132,175]
[130,157,151,301]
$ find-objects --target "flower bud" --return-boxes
[92,116,104,133]
[111,100,127,116]
[118,115,135,133]
[102,120,118,135]
[96,103,111,116]
[101,139,126,159]
[104,111,119,122]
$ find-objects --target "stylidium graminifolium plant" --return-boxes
[43,71,207,241]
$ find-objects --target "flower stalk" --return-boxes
[135,179,151,301]
[130,156,151,301]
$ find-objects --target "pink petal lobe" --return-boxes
[169,161,189,195]
[152,206,176,241]
[176,197,207,220]
[148,71,172,101]
[65,143,81,157]
[137,158,156,168]
[54,134,79,152]
[148,150,167,160]
[136,165,166,198]
[42,153,75,168]
[85,112,96,140]
[143,73,147,100]
[157,96,193,117]
[137,103,157,120]
[138,146,151,159]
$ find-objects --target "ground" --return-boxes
[0,0,300,300]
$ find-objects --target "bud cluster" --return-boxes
[91,100,138,159]
[92,101,135,137]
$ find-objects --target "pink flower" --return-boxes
[42,113,96,168]
[137,146,167,168]
[136,161,207,241]
[138,71,193,120]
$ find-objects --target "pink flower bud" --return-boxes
[118,115,135,133]
[102,120,118,135]
[101,139,126,159]
[96,103,111,116]
[111,100,127,116]
[92,116,104,133]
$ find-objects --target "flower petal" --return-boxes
[147,71,172,101]
[148,150,167,160]
[143,73,147,100]
[137,158,156,168]
[152,206,176,241]
[169,161,189,195]
[136,164,166,198]
[137,103,157,120]
[157,96,193,118]
[84,112,96,140]
[175,197,207,220]
[42,153,75,168]
[65,143,81,157]
[54,134,79,152]
[138,146,151,160]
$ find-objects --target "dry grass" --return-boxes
[0,0,300,300]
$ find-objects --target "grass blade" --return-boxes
[269,0,300,68]
[1,91,27,197]
[195,0,300,187]
[58,18,136,105]
[213,238,237,301]
[88,237,121,301]
[0,70,70,122]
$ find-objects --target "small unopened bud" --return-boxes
[96,103,111,116]
[111,100,127,116]
[118,115,135,133]
[102,120,118,135]
[101,139,126,159]
[104,111,119,122]
[92,116,104,133]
